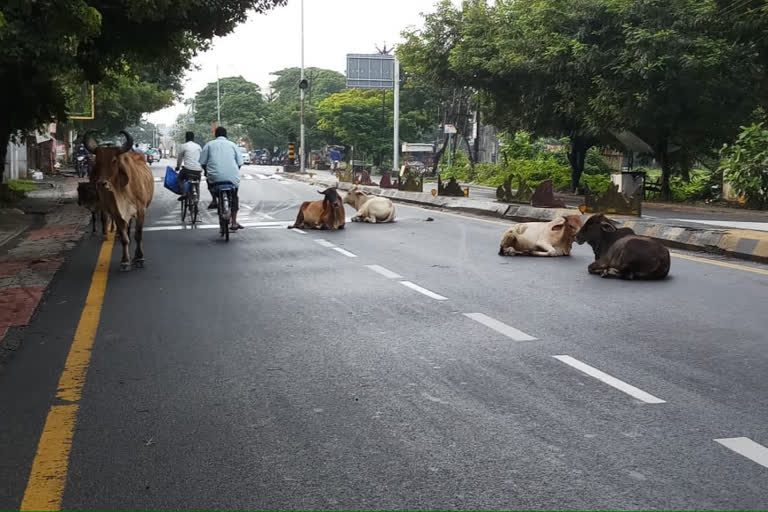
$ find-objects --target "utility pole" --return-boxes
[393,57,400,173]
[299,0,306,173]
[216,65,221,126]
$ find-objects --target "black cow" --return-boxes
[575,214,670,280]
[77,182,114,235]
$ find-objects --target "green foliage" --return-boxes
[668,171,714,203]
[0,0,286,179]
[719,123,768,208]
[581,174,611,194]
[584,147,614,176]
[7,179,37,193]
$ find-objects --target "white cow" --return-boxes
[498,215,583,257]
[343,186,396,223]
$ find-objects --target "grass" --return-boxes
[7,179,38,193]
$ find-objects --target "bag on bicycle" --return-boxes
[163,166,181,195]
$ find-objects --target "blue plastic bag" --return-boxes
[163,166,180,195]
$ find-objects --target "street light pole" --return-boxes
[216,65,221,126]
[299,0,306,173]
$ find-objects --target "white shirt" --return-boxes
[177,141,203,171]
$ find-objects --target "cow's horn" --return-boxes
[118,130,133,155]
[84,131,99,154]
[318,190,325,195]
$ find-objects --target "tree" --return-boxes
[398,1,477,173]
[0,0,286,181]
[719,122,768,208]
[591,0,763,199]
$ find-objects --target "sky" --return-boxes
[147,0,444,126]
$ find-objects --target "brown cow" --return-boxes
[287,187,345,230]
[85,130,154,271]
[575,214,670,280]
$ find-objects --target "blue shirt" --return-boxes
[199,136,242,187]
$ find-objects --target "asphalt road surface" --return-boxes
[1,160,767,510]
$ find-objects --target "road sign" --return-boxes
[444,124,457,134]
[346,54,395,90]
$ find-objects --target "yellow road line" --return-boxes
[21,235,114,511]
[671,251,768,276]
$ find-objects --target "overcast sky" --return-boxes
[147,0,444,126]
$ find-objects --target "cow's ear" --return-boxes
[113,157,129,188]
[551,223,564,231]
[600,222,616,232]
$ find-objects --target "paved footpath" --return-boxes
[0,177,89,367]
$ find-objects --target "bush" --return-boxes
[669,170,715,202]
[719,122,768,208]
[581,174,611,194]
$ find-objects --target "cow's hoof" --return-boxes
[120,263,132,272]
[134,259,145,269]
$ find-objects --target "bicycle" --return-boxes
[180,173,201,225]
[211,181,236,242]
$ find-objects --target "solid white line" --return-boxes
[291,228,306,234]
[333,247,357,258]
[399,281,448,301]
[715,437,768,468]
[553,355,666,404]
[239,203,253,210]
[314,239,335,248]
[365,264,402,279]
[144,221,290,232]
[464,313,536,341]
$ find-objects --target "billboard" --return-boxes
[346,54,395,90]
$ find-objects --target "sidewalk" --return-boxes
[0,175,89,367]
[287,170,768,263]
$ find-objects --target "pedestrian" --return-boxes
[199,126,244,230]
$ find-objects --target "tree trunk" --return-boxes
[473,109,481,166]
[0,131,10,184]
[658,139,671,200]
[567,135,592,193]
[431,134,450,175]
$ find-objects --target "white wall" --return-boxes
[4,141,28,181]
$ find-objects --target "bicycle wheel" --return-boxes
[191,201,199,225]
[181,197,187,222]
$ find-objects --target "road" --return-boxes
[1,161,768,510]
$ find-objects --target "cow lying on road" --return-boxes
[343,186,396,223]
[498,215,582,256]
[575,214,670,279]
[85,130,154,271]
[288,187,346,230]
[77,182,115,235]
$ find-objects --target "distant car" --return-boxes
[239,147,251,164]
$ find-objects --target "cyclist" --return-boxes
[176,131,203,202]
[199,126,243,230]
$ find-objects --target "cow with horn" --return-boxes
[84,130,154,271]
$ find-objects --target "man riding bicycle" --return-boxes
[176,131,203,202]
[199,126,244,230]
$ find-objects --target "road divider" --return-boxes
[399,280,448,301]
[464,312,537,341]
[715,437,768,469]
[553,355,666,404]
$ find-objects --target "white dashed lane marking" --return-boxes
[314,239,335,248]
[399,281,448,301]
[715,438,768,468]
[333,247,357,258]
[144,221,290,232]
[553,355,666,404]
[365,265,402,279]
[464,313,537,341]
[291,228,306,234]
